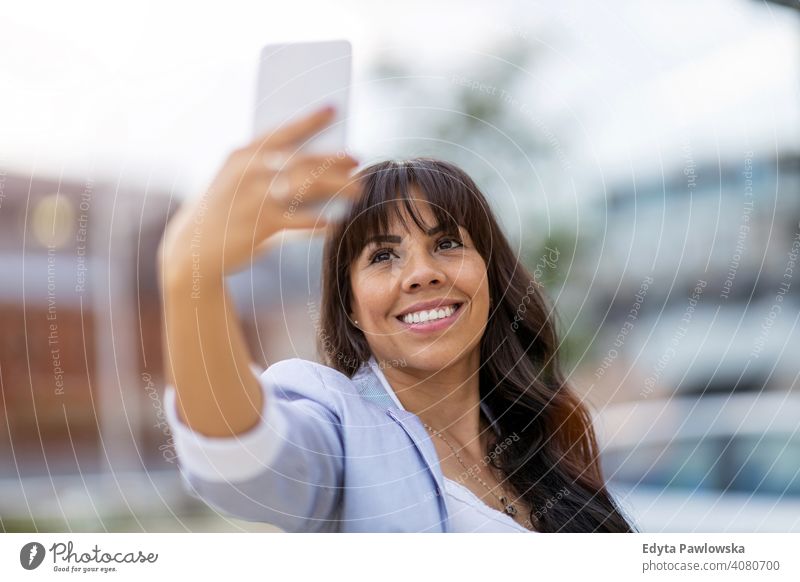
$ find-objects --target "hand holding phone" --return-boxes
[162,105,360,280]
[161,40,359,279]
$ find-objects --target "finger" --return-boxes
[293,152,360,173]
[252,106,337,151]
[282,210,329,232]
[248,152,357,192]
[283,155,359,185]
[287,176,361,205]
[262,157,359,201]
[266,153,356,187]
[308,173,362,196]
[291,154,359,179]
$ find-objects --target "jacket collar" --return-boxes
[352,359,451,531]
[352,357,500,533]
[355,356,501,437]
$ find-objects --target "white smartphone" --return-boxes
[253,40,353,221]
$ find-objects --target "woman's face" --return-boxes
[348,197,490,373]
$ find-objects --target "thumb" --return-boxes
[253,213,329,256]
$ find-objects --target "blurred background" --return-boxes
[1,0,799,533]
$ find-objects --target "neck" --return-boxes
[378,351,488,456]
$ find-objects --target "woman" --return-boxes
[159,106,635,533]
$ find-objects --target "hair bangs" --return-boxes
[339,159,480,267]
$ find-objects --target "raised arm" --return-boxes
[158,106,360,438]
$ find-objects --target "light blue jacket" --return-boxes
[165,357,501,532]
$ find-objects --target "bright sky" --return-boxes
[1,0,797,198]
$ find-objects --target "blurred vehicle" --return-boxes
[595,390,800,532]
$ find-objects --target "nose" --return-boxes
[401,249,447,292]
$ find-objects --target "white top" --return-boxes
[164,360,532,532]
[367,357,532,533]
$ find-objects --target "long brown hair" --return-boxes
[319,158,635,532]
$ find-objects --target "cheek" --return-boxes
[453,259,489,303]
[351,274,394,321]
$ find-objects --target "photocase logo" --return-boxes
[20,542,46,570]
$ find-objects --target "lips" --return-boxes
[395,299,464,319]
[396,302,462,324]
[395,302,464,333]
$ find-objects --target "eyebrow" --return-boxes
[364,224,446,247]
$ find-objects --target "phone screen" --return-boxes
[253,40,351,155]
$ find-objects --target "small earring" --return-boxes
[353,319,359,325]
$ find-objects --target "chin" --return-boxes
[398,346,473,373]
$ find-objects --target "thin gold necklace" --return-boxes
[422,421,534,531]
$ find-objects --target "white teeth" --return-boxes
[401,304,458,325]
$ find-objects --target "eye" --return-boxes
[367,236,462,265]
[437,236,463,251]
[369,247,397,264]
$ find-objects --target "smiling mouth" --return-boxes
[395,303,463,325]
